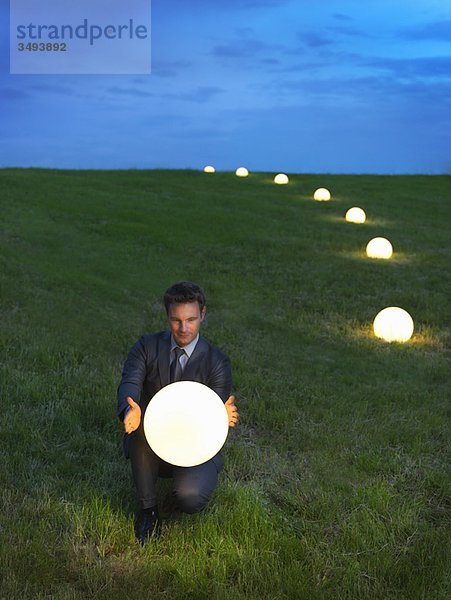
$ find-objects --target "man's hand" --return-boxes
[225,395,239,427]
[124,397,141,434]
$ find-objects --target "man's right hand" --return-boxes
[124,397,141,434]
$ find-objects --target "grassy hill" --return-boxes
[0,168,449,599]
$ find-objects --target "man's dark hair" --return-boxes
[163,281,206,314]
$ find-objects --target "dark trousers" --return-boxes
[127,422,223,513]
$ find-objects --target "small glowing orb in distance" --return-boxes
[144,381,229,467]
[366,237,393,259]
[373,307,414,342]
[274,173,289,184]
[313,188,331,201]
[235,167,249,177]
[203,165,215,173]
[346,207,366,223]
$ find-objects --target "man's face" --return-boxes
[168,301,205,347]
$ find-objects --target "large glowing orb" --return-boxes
[274,173,289,184]
[373,307,414,343]
[313,188,331,201]
[144,381,229,467]
[236,167,249,177]
[203,165,215,173]
[366,237,393,259]
[345,207,366,223]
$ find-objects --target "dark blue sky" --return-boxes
[1,0,451,173]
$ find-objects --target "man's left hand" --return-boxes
[225,395,239,427]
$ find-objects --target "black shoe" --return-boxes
[134,506,161,544]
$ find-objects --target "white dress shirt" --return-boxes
[170,333,199,372]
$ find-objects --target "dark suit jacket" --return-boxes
[117,331,233,458]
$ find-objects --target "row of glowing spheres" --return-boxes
[312,187,409,340]
[308,188,410,341]
[203,166,414,343]
[311,189,394,259]
[206,168,393,260]
[314,190,394,259]
[307,186,410,341]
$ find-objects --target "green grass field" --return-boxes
[0,168,449,599]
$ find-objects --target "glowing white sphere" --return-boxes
[235,167,249,177]
[144,381,229,467]
[366,237,393,259]
[313,188,331,201]
[373,307,414,343]
[274,173,289,185]
[203,165,215,173]
[345,207,366,224]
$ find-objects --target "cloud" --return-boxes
[0,86,31,101]
[267,75,386,98]
[260,58,280,65]
[364,56,451,79]
[298,32,334,48]
[151,59,192,78]
[212,38,279,58]
[172,86,224,103]
[400,20,451,42]
[258,71,451,115]
[278,44,363,73]
[107,84,223,104]
[268,60,330,74]
[333,13,352,21]
[246,0,290,5]
[328,24,367,38]
[29,82,76,95]
[108,86,154,98]
[0,80,93,107]
[232,0,289,6]
[168,0,290,8]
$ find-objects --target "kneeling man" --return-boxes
[117,281,238,544]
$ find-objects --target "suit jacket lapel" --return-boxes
[157,331,172,387]
[182,336,208,381]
